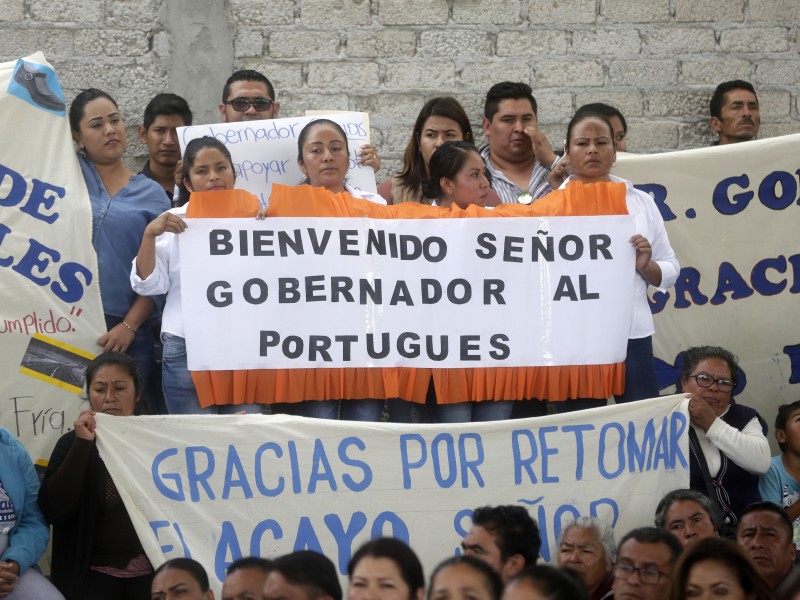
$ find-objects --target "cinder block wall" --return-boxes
[3,0,798,176]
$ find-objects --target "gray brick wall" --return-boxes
[3,0,798,176]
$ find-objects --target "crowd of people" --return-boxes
[0,63,778,599]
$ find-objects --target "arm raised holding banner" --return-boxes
[133,137,266,416]
[550,110,679,408]
[38,353,154,600]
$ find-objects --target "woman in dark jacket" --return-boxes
[39,352,152,600]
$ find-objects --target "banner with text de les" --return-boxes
[179,214,636,369]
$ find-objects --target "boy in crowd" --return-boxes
[139,93,193,202]
[759,400,800,553]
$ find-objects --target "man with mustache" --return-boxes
[736,501,797,596]
[481,81,558,205]
[709,80,761,145]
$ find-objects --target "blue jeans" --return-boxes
[291,399,385,421]
[430,400,513,423]
[387,399,429,423]
[161,333,266,415]
[615,336,660,403]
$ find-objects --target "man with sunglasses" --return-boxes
[217,70,381,172]
[219,69,280,122]
[611,528,681,600]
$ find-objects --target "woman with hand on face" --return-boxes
[70,90,170,403]
[680,346,770,527]
[132,136,265,416]
[554,110,679,411]
[348,538,424,600]
[378,97,492,205]
[38,352,154,600]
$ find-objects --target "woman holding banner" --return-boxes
[39,352,153,600]
[132,136,265,415]
[554,109,679,410]
[70,89,170,411]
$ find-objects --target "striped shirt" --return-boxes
[481,146,558,204]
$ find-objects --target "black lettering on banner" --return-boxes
[475,232,496,259]
[503,236,524,263]
[483,280,506,305]
[207,281,233,307]
[209,230,233,255]
[335,335,358,361]
[460,335,481,361]
[489,334,510,360]
[340,230,359,256]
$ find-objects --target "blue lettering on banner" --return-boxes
[712,170,800,215]
[634,184,676,222]
[152,438,376,502]
[400,433,486,489]
[784,344,800,384]
[650,253,800,314]
[0,162,93,302]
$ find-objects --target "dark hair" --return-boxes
[223,69,276,103]
[670,537,775,600]
[296,119,350,187]
[654,488,722,532]
[181,136,235,201]
[271,551,342,600]
[574,103,627,135]
[508,565,588,600]
[142,93,193,130]
[471,505,541,567]
[85,351,142,401]
[227,556,273,576]
[428,556,503,600]
[774,400,800,451]
[348,538,424,599]
[396,97,474,198]
[617,527,682,565]
[423,141,484,199]
[677,346,739,389]
[69,88,118,132]
[564,112,615,151]
[710,80,758,119]
[738,501,795,540]
[154,557,211,592]
[484,82,537,121]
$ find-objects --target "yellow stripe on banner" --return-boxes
[32,333,96,360]
[19,366,84,394]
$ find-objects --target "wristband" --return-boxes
[121,321,137,334]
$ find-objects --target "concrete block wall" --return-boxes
[2,0,798,176]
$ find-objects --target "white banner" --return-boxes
[0,53,104,463]
[614,135,800,449]
[179,112,377,206]
[180,215,636,370]
[96,394,690,594]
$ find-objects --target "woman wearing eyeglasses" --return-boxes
[679,345,770,527]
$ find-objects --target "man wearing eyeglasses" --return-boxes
[219,70,280,122]
[611,528,681,600]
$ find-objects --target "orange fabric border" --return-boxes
[189,183,630,406]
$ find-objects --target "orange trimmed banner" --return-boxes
[187,181,630,407]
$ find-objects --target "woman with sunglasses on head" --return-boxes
[679,345,770,527]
